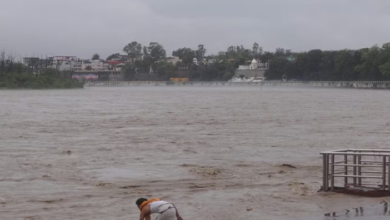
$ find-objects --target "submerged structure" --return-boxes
[321,149,390,197]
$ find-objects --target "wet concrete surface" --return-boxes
[301,202,390,220]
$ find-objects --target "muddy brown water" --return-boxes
[1,86,390,220]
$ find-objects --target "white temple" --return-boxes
[229,58,268,83]
[249,58,259,69]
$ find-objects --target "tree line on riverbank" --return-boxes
[266,43,390,81]
[108,42,266,81]
[0,73,83,89]
[2,40,390,87]
[109,41,390,81]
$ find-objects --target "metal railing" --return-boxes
[321,149,390,192]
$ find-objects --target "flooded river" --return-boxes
[1,86,390,220]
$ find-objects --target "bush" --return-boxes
[0,73,83,89]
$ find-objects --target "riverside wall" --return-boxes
[85,80,390,89]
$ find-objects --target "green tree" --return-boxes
[152,62,175,80]
[266,57,289,79]
[380,43,390,78]
[253,43,259,55]
[275,48,285,57]
[143,46,149,58]
[12,63,25,74]
[355,46,383,80]
[148,42,166,63]
[197,44,206,62]
[92,53,100,60]
[122,63,136,80]
[379,62,390,77]
[333,50,360,80]
[224,45,253,67]
[172,48,196,64]
[106,53,121,61]
[260,52,274,64]
[134,59,152,73]
[306,49,323,79]
[123,41,143,62]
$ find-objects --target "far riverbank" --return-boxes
[84,80,390,90]
[0,75,83,89]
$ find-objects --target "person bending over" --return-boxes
[136,198,183,220]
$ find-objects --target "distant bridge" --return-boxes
[85,80,390,89]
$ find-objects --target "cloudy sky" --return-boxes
[1,0,389,59]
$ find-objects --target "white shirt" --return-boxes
[150,201,169,213]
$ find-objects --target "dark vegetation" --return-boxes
[0,51,83,89]
[109,41,390,81]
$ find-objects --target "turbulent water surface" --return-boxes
[1,86,390,220]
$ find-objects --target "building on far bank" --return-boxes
[81,60,109,71]
[107,54,131,63]
[23,57,40,66]
[166,56,182,65]
[229,58,268,83]
[22,55,126,75]
[52,56,81,71]
[74,59,124,81]
[22,57,54,74]
[106,60,125,71]
[72,70,123,81]
[175,64,191,80]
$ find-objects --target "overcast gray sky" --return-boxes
[1,0,389,59]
